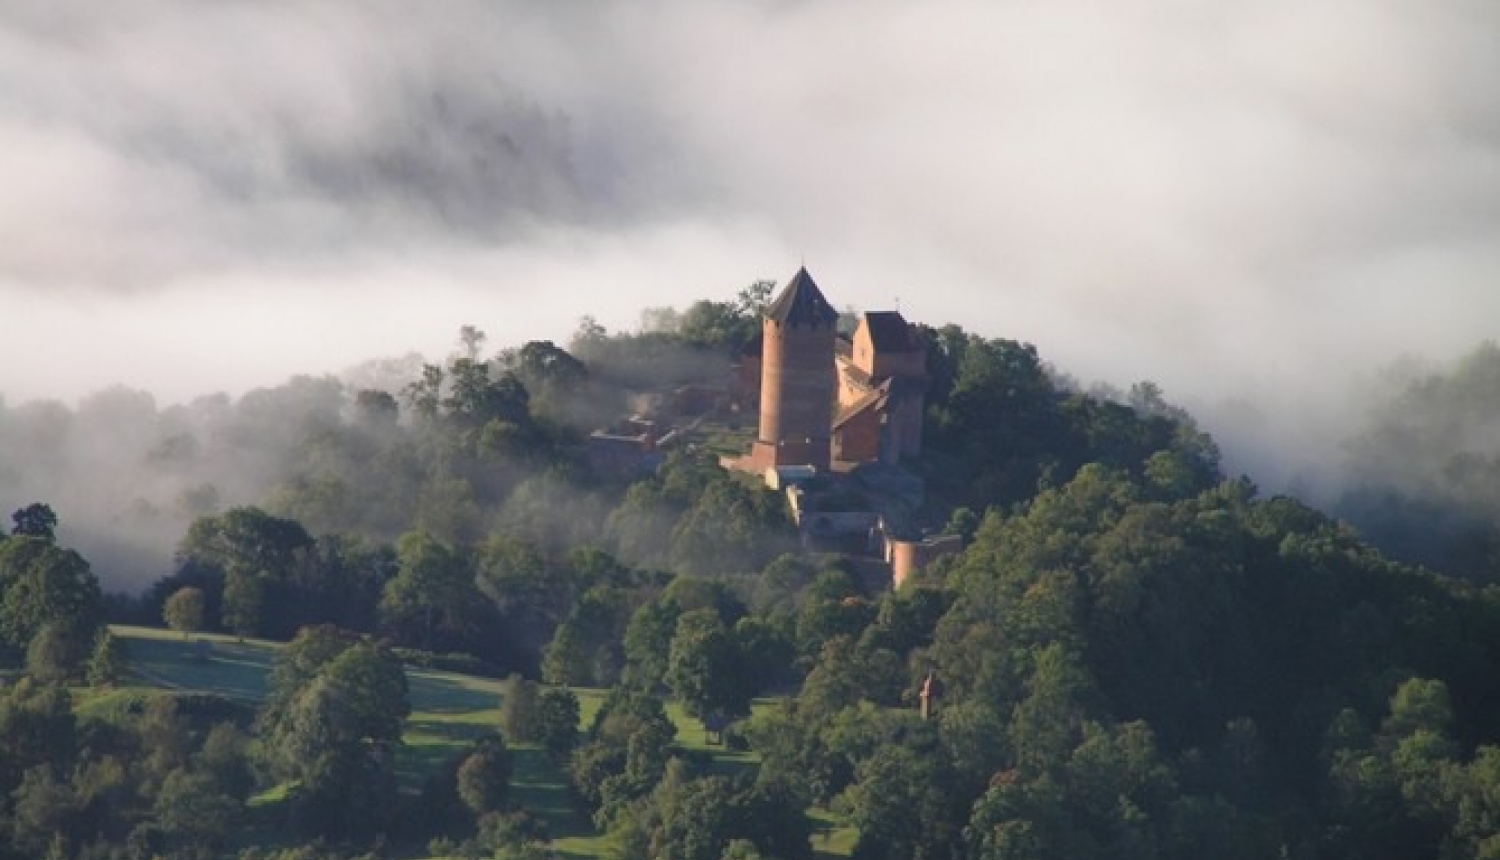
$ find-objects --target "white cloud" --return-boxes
[1,0,1498,487]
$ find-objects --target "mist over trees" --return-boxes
[1336,341,1500,582]
[4,286,1500,858]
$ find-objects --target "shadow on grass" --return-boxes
[122,635,273,701]
[406,672,500,714]
[398,731,599,846]
[511,746,595,842]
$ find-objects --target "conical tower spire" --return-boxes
[765,267,839,328]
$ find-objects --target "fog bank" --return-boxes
[3,0,1499,493]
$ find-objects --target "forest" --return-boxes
[2,287,1500,860]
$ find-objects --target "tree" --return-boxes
[1382,678,1453,741]
[260,624,361,746]
[571,689,673,815]
[170,507,314,639]
[163,586,207,638]
[382,531,486,651]
[221,569,265,640]
[10,765,78,856]
[154,767,240,858]
[196,722,255,800]
[536,687,581,760]
[503,340,589,413]
[753,555,815,615]
[178,507,313,583]
[542,620,592,686]
[799,637,882,721]
[733,616,796,695]
[415,477,485,545]
[721,839,765,860]
[26,621,88,682]
[647,771,737,860]
[667,609,751,719]
[402,362,446,421]
[623,598,682,691]
[0,536,104,653]
[1009,644,1101,776]
[86,627,129,687]
[266,640,410,839]
[459,324,487,361]
[669,480,791,576]
[457,734,513,816]
[735,279,776,318]
[499,673,541,743]
[10,503,58,541]
[838,736,963,860]
[353,388,400,427]
[0,680,77,796]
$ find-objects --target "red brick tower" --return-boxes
[751,267,839,470]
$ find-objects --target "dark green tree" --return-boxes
[0,535,104,659]
[267,640,410,839]
[536,687,581,760]
[457,734,514,816]
[499,673,541,743]
[667,609,751,719]
[10,503,58,540]
[220,569,266,640]
[154,767,241,858]
[381,531,484,651]
[623,598,682,691]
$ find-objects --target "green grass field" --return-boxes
[103,626,838,860]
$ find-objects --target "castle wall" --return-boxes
[887,394,925,461]
[888,534,964,588]
[734,354,762,412]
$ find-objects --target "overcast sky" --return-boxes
[3,0,1499,480]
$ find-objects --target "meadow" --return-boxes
[102,626,854,859]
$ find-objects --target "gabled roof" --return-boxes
[833,379,892,430]
[861,311,919,353]
[766,267,839,328]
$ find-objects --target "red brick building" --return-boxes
[735,268,928,473]
[832,311,928,467]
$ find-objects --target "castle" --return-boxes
[736,267,929,473]
[729,268,961,586]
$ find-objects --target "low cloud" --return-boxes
[2,0,1498,491]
